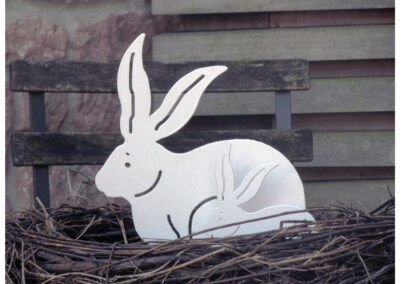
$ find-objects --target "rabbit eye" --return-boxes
[126,152,130,156]
[125,162,131,168]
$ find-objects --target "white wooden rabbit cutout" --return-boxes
[95,33,314,241]
[197,146,314,238]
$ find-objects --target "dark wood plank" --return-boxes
[310,60,394,78]
[298,166,394,182]
[12,130,313,166]
[179,13,269,31]
[273,112,395,131]
[270,9,394,28]
[10,60,309,93]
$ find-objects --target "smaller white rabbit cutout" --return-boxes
[198,146,314,238]
[95,33,314,241]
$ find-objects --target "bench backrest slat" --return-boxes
[12,130,312,166]
[10,60,309,93]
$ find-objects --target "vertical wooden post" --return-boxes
[275,91,292,130]
[29,91,50,208]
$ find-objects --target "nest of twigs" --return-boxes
[6,198,394,283]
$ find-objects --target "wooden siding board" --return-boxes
[154,77,393,116]
[309,60,394,78]
[289,113,394,131]
[292,77,394,114]
[294,131,394,167]
[270,9,394,28]
[9,60,309,93]
[304,179,394,211]
[153,25,394,62]
[298,167,394,182]
[179,13,269,31]
[152,0,395,15]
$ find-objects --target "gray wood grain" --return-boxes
[9,60,309,93]
[295,131,394,167]
[152,0,394,15]
[305,179,394,211]
[151,77,394,116]
[12,130,312,166]
[153,25,394,62]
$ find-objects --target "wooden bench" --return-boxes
[10,59,313,209]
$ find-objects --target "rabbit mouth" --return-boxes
[134,170,162,198]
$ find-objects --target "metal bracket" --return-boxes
[29,91,50,209]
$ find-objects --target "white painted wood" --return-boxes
[305,179,394,211]
[198,151,313,238]
[295,131,394,167]
[153,25,394,62]
[96,34,312,241]
[152,77,394,116]
[152,0,394,15]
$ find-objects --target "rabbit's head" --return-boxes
[204,149,278,237]
[95,34,227,200]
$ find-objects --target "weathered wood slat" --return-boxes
[298,167,394,182]
[9,60,309,93]
[179,13,269,31]
[309,60,394,78]
[289,112,394,131]
[152,77,394,116]
[304,179,394,211]
[270,9,394,28]
[12,130,313,166]
[153,25,394,62]
[294,131,394,167]
[152,0,394,15]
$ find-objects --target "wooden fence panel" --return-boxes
[152,0,394,15]
[153,25,394,62]
[151,77,394,116]
[295,131,394,167]
[305,179,394,211]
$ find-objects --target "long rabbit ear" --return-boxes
[215,146,234,202]
[150,66,227,140]
[117,33,151,138]
[235,163,278,206]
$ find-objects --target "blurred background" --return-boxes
[6,0,394,212]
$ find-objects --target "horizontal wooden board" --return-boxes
[270,9,394,28]
[178,13,269,31]
[294,131,394,167]
[12,130,312,166]
[288,112,394,131]
[298,167,394,182]
[151,77,394,116]
[9,60,309,93]
[184,112,394,132]
[309,60,394,78]
[153,25,394,62]
[304,179,394,211]
[152,0,394,15]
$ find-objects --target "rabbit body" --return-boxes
[95,33,312,241]
[97,139,306,240]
